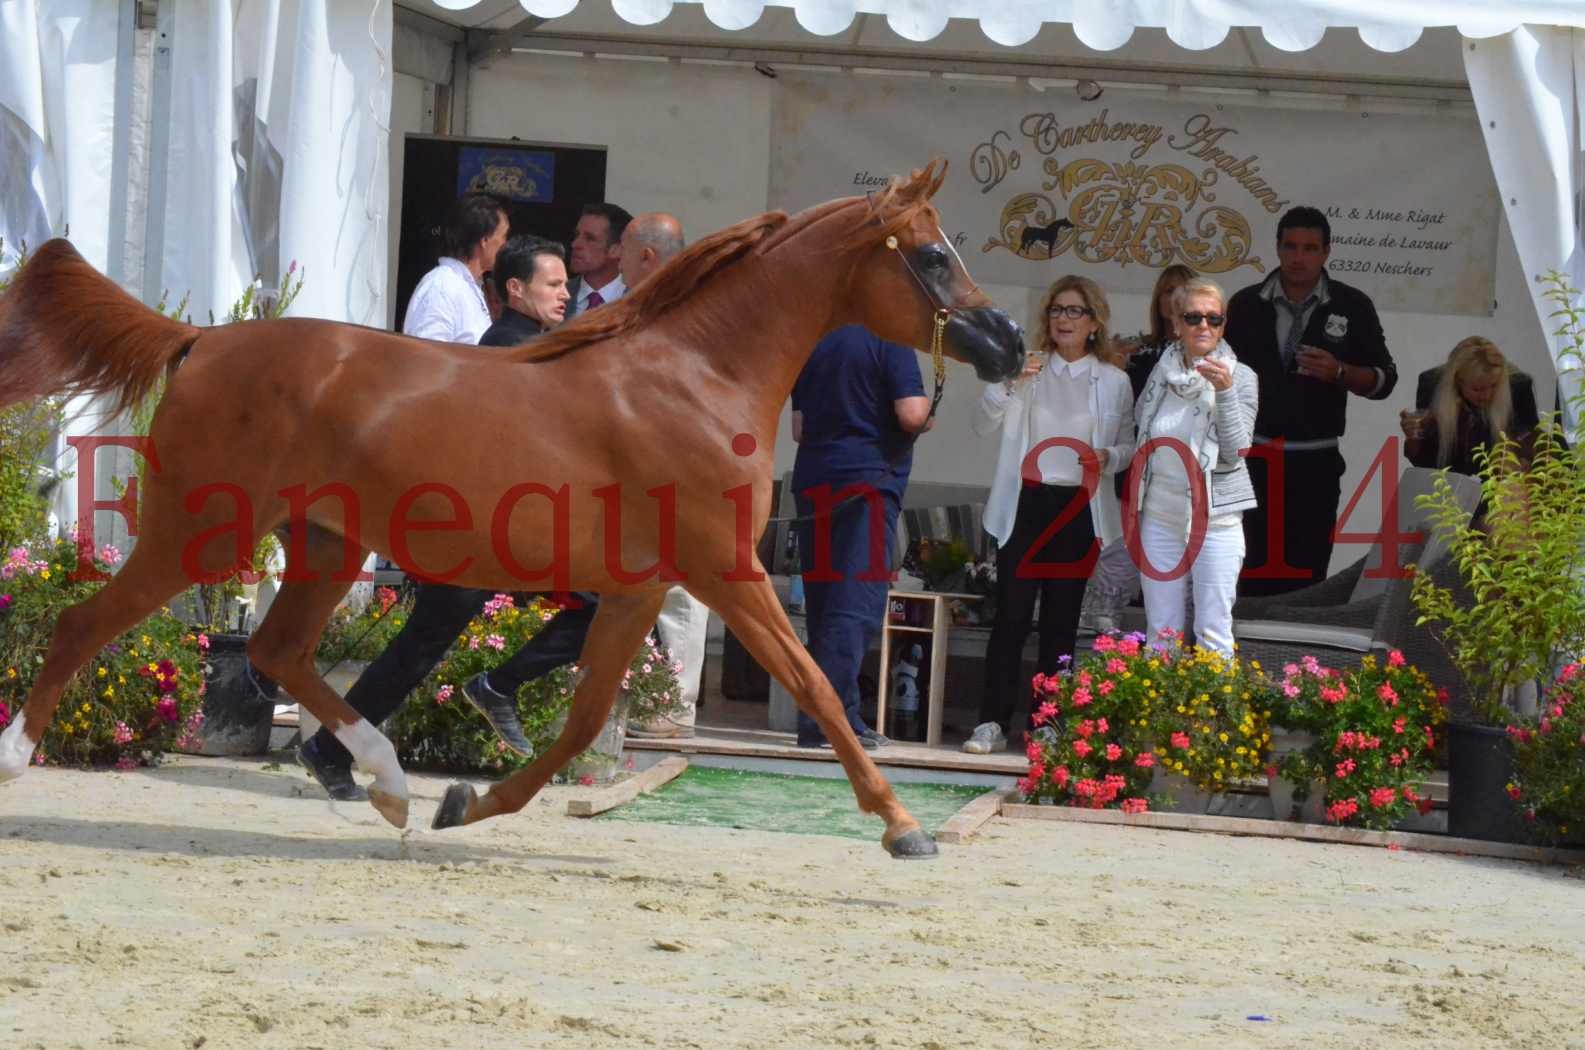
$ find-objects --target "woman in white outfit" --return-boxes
[1131,277,1258,656]
[964,276,1136,753]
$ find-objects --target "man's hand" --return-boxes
[1295,345,1344,383]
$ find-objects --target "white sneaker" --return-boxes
[961,722,1007,754]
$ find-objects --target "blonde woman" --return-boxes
[1084,264,1198,633]
[965,276,1135,753]
[1132,276,1258,656]
[1402,337,1538,475]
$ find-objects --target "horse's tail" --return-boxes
[0,238,201,416]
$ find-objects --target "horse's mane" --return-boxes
[506,212,789,362]
[506,159,948,361]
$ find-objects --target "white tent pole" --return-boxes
[107,0,136,290]
[140,3,175,308]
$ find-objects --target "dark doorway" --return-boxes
[394,135,607,332]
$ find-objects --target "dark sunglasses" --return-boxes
[1048,304,1095,320]
[1181,311,1225,328]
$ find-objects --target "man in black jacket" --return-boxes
[1225,206,1398,597]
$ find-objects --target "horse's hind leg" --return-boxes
[0,543,193,783]
[698,575,937,859]
[433,590,665,829]
[245,530,409,828]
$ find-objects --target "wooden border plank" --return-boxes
[566,756,689,817]
[1000,802,1585,865]
[935,788,1013,843]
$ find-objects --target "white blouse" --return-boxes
[1026,354,1096,486]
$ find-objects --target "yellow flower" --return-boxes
[118,675,126,685]
[103,687,114,698]
[39,569,50,580]
[1235,746,1247,756]
[97,667,107,678]
[141,635,152,647]
[6,667,16,679]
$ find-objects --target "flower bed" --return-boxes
[0,538,206,769]
[1506,662,1585,845]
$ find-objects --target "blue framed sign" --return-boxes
[457,148,555,203]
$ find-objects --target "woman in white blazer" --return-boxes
[964,276,1136,754]
[1131,276,1258,656]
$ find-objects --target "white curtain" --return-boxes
[1465,26,1585,435]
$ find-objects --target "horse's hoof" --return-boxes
[432,782,477,830]
[884,827,939,860]
[367,788,409,830]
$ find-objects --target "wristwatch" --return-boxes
[1334,361,1348,387]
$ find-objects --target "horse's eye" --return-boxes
[919,246,950,271]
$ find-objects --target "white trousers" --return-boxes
[654,586,710,725]
[1138,516,1245,657]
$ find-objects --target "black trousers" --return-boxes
[980,483,1097,735]
[1239,446,1345,598]
[311,583,598,768]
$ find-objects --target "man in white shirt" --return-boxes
[612,212,707,740]
[564,202,633,318]
[402,193,509,344]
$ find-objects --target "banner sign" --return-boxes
[770,77,1498,315]
[457,147,555,203]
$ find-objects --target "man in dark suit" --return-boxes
[1225,206,1398,597]
[564,202,633,318]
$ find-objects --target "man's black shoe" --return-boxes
[297,736,368,802]
[462,673,533,756]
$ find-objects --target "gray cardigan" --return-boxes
[1132,342,1259,521]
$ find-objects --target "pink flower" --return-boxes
[1025,740,1044,763]
[485,634,506,651]
[1369,786,1397,809]
[1170,732,1190,750]
[1092,635,1117,653]
[1096,717,1109,734]
[1282,683,1301,699]
[1106,658,1127,675]
[1116,637,1141,657]
[155,697,180,723]
[642,663,653,674]
[1105,743,1122,762]
[1507,784,1523,801]
[115,754,138,771]
[435,684,454,705]
[1387,649,1406,668]
[1071,688,1092,708]
[113,722,133,745]
[1120,797,1149,814]
[1098,680,1115,695]
[577,774,595,787]
[196,633,210,651]
[1073,739,1093,758]
[1377,684,1399,706]
[0,700,9,728]
[1393,717,1406,734]
[1051,765,1070,787]
[1032,701,1058,727]
[1334,758,1357,779]
[468,636,481,651]
[1134,752,1155,768]
[1075,720,1094,739]
[0,594,12,612]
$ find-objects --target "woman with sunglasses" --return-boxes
[965,275,1136,754]
[1131,276,1258,656]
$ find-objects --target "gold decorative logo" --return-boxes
[982,158,1266,275]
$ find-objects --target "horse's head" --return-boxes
[846,161,1025,383]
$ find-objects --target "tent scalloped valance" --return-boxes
[471,0,1580,50]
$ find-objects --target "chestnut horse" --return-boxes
[0,162,1023,858]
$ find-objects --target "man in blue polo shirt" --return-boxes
[790,325,933,749]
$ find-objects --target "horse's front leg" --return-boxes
[699,574,937,859]
[432,591,666,829]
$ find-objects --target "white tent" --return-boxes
[4,0,1585,545]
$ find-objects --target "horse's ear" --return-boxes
[904,159,948,202]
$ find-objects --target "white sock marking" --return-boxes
[0,712,33,783]
[333,719,407,800]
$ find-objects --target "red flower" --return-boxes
[1105,743,1122,762]
[1506,784,1523,801]
[1134,752,1156,768]
[1170,732,1190,750]
[1075,720,1095,739]
[1120,797,1149,814]
[1032,701,1059,726]
[1051,765,1070,787]
[1369,786,1397,809]
[1073,739,1093,758]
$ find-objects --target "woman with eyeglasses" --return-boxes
[965,275,1136,754]
[1131,276,1258,656]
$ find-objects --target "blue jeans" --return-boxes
[792,486,901,746]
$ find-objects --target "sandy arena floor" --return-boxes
[1,755,1582,1050]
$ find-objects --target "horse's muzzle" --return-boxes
[947,307,1025,383]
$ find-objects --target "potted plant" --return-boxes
[1412,271,1585,841]
[1504,662,1585,846]
[1149,635,1274,813]
[1019,632,1161,812]
[1268,651,1445,829]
